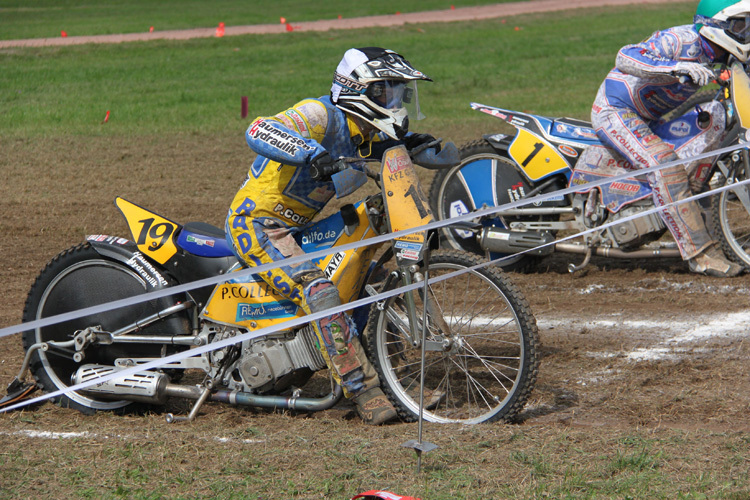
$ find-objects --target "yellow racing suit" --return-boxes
[226,96,388,398]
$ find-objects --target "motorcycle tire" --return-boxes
[365,249,540,424]
[427,139,554,273]
[710,153,750,269]
[21,243,190,414]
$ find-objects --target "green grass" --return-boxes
[0,3,696,141]
[0,0,514,40]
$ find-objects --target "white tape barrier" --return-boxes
[2,142,748,412]
[2,141,744,342]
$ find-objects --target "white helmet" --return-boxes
[331,47,432,140]
[695,0,750,62]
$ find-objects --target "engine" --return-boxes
[574,193,666,249]
[207,324,328,394]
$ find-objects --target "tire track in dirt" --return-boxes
[0,0,690,49]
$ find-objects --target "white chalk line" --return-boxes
[0,428,266,445]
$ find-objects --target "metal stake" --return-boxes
[402,236,437,472]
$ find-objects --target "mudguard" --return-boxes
[85,235,172,290]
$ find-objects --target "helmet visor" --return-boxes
[366,80,425,120]
[728,14,750,43]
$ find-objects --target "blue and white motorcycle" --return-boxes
[428,65,750,273]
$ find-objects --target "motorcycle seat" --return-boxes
[177,222,235,258]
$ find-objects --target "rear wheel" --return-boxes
[21,243,189,414]
[366,250,540,424]
[428,139,556,272]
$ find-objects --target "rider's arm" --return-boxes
[615,29,684,77]
[245,99,328,167]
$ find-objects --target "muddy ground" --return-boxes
[1,134,749,498]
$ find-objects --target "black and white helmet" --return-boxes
[331,47,432,140]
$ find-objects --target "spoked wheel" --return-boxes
[21,243,189,414]
[711,155,750,268]
[366,249,540,424]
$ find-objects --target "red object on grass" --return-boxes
[61,30,68,37]
[280,17,286,24]
[351,491,420,500]
[216,22,225,37]
[286,23,294,32]
[241,96,248,119]
[103,110,110,124]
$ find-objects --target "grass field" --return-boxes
[5,2,750,499]
[1,3,695,140]
[0,0,515,40]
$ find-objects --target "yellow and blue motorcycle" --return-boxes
[17,144,540,425]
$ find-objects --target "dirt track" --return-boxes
[3,2,750,497]
[0,0,688,48]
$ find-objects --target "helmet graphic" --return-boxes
[331,47,432,140]
[695,0,750,61]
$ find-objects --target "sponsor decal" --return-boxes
[248,119,314,156]
[285,109,309,136]
[324,251,346,279]
[394,240,423,252]
[126,252,169,288]
[333,72,367,93]
[397,249,421,260]
[668,120,691,137]
[236,300,298,322]
[574,128,598,139]
[87,235,129,245]
[273,203,310,224]
[510,117,528,128]
[221,282,284,300]
[609,130,649,166]
[606,157,636,170]
[386,153,411,175]
[643,134,660,145]
[301,229,338,246]
[186,234,215,247]
[449,200,473,239]
[608,181,641,195]
[507,182,526,202]
[558,144,578,157]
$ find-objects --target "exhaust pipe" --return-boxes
[73,364,343,411]
[479,227,555,256]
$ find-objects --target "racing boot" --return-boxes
[688,243,743,277]
[353,387,398,425]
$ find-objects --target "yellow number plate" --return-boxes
[508,128,569,181]
[115,197,179,264]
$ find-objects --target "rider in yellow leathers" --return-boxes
[226,48,442,424]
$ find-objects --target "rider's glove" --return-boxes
[404,133,442,153]
[673,62,714,87]
[309,151,336,182]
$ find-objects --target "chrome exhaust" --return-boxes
[479,227,555,256]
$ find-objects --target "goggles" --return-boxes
[696,13,750,43]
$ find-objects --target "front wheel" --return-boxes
[365,250,540,424]
[711,155,750,268]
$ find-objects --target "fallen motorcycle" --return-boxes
[428,62,750,273]
[13,144,540,425]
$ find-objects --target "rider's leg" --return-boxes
[592,106,741,276]
[227,214,397,424]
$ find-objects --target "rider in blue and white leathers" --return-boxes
[591,0,750,277]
